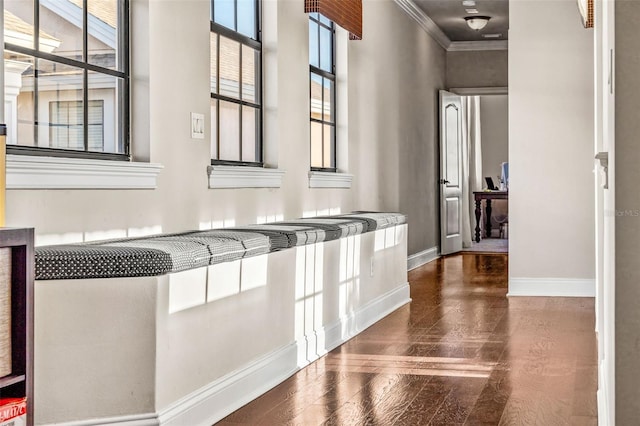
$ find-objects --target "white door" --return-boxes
[439,90,464,255]
[595,0,615,422]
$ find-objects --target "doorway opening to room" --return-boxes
[439,90,509,255]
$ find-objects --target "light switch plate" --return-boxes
[191,112,205,139]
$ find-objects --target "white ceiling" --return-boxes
[412,0,509,42]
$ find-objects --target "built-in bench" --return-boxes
[35,212,406,280]
[33,212,409,426]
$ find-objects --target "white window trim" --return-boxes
[208,165,285,189]
[308,171,353,189]
[6,155,163,189]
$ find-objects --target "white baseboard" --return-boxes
[159,343,299,426]
[508,277,595,297]
[41,413,160,426]
[407,247,439,271]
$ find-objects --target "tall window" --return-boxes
[309,13,335,171]
[211,0,262,165]
[4,0,129,160]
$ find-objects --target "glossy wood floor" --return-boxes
[217,254,597,425]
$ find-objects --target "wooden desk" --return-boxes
[473,191,508,243]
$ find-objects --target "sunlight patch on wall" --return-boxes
[199,218,237,230]
[313,244,325,352]
[240,255,268,291]
[36,232,85,246]
[35,226,165,246]
[295,246,308,366]
[127,226,163,238]
[256,213,284,224]
[84,229,128,242]
[168,268,208,314]
[302,207,341,218]
[303,244,317,360]
[293,243,328,365]
[207,260,241,302]
[169,254,270,313]
[374,227,400,252]
[338,235,361,340]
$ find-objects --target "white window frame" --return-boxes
[1,0,163,190]
[308,25,351,189]
[208,0,284,189]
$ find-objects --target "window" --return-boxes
[211,0,262,165]
[309,13,335,171]
[50,100,104,151]
[4,0,129,160]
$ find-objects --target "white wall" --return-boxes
[4,0,446,257]
[349,0,446,255]
[509,0,595,289]
[446,50,508,88]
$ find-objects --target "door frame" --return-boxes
[441,86,509,254]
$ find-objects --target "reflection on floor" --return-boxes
[217,254,597,425]
[462,237,508,253]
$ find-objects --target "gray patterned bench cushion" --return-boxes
[276,218,364,241]
[228,224,326,250]
[36,245,173,280]
[36,230,270,280]
[35,212,406,280]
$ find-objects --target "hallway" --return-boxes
[217,254,597,425]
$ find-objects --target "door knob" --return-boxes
[439,179,450,184]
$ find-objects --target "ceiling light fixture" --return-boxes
[482,33,502,39]
[462,0,476,6]
[465,8,479,14]
[464,16,491,31]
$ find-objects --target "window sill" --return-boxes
[208,165,285,189]
[6,154,164,189]
[308,171,353,189]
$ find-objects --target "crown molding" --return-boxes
[393,0,451,50]
[448,40,508,52]
[393,0,509,52]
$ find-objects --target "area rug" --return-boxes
[461,238,508,253]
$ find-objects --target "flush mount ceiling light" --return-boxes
[464,16,491,31]
[462,0,476,6]
[465,8,479,14]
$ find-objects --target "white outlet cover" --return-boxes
[191,112,205,139]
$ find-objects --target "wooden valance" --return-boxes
[305,0,363,40]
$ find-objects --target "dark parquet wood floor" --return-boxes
[217,254,598,425]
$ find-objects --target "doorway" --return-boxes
[439,89,509,255]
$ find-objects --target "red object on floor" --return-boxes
[0,398,26,426]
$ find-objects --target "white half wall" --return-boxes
[34,226,409,425]
[508,0,595,294]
